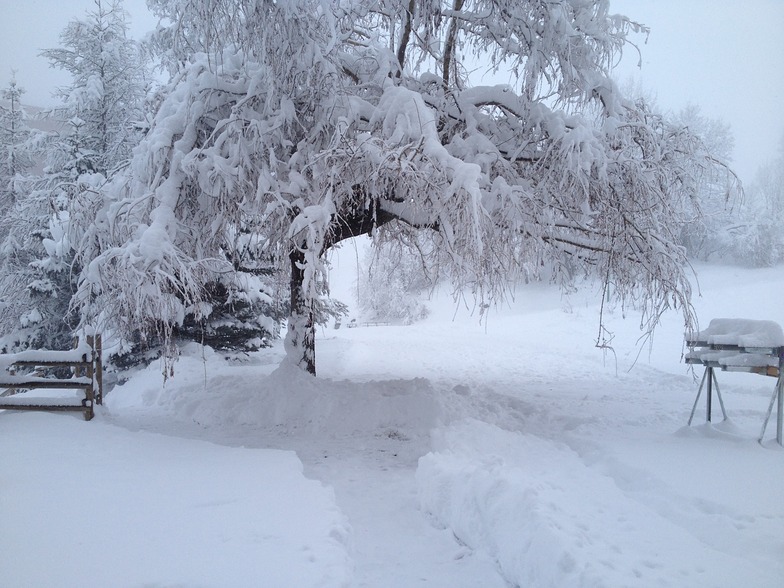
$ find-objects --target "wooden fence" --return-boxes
[0,335,103,421]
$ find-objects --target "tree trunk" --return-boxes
[282,192,432,376]
[284,248,316,375]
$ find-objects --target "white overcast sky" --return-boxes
[0,0,782,184]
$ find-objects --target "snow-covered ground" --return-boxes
[2,259,783,587]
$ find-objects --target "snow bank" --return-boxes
[108,344,441,440]
[0,412,352,588]
[417,419,779,588]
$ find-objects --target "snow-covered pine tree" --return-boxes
[75,0,736,375]
[0,0,148,352]
[172,227,285,354]
[0,117,109,351]
[0,76,36,212]
[0,77,55,351]
[41,0,148,175]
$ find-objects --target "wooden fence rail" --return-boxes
[0,335,103,421]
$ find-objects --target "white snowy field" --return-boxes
[2,260,784,587]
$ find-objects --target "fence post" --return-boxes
[73,336,83,378]
[85,335,95,405]
[95,334,103,406]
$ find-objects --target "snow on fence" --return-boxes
[0,335,103,421]
[346,319,392,328]
[685,319,784,445]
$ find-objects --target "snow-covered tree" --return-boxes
[0,202,81,352]
[732,136,784,266]
[0,76,37,212]
[0,0,149,352]
[670,104,738,259]
[41,0,148,175]
[357,234,437,324]
[172,230,284,353]
[75,0,732,375]
[0,77,55,350]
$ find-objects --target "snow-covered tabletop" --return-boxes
[686,318,784,350]
[685,318,784,374]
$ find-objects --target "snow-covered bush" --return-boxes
[175,276,281,352]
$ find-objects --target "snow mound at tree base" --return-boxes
[107,344,441,440]
[417,419,779,588]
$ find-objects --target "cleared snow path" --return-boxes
[318,320,784,587]
[294,435,509,588]
[90,348,509,587]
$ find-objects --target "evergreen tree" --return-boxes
[0,75,36,212]
[0,0,148,352]
[41,0,147,175]
[172,230,285,353]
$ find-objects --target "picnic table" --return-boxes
[685,319,783,445]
